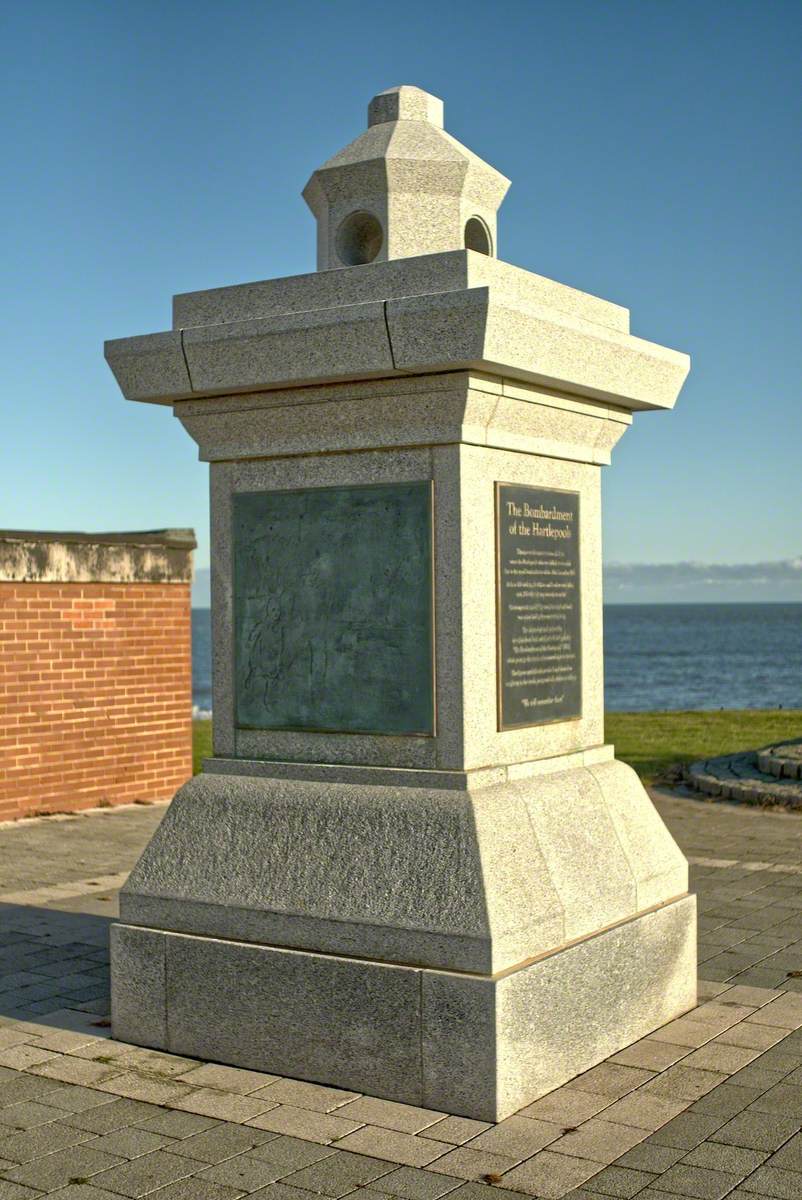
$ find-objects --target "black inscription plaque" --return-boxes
[496,483,582,729]
[233,481,434,736]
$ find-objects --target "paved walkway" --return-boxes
[0,791,800,1200]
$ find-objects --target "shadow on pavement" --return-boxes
[0,902,111,1029]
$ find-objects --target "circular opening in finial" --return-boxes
[336,211,384,266]
[464,216,492,256]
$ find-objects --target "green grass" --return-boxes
[192,719,213,774]
[605,710,802,784]
[193,711,802,786]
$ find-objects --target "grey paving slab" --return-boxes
[61,1099,162,1134]
[196,1151,289,1191]
[369,1164,464,1199]
[246,1136,335,1171]
[0,1142,125,1191]
[88,1149,201,1196]
[84,1125,178,1159]
[576,1164,658,1196]
[646,1162,741,1198]
[0,1120,96,1164]
[168,1122,276,1163]
[283,1149,397,1197]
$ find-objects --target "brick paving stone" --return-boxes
[596,1093,688,1131]
[737,1165,802,1198]
[767,1131,802,1171]
[246,1105,363,1145]
[681,1043,760,1073]
[168,1122,276,1163]
[575,1163,658,1196]
[175,1063,279,1094]
[34,1187,126,1200]
[463,1115,562,1158]
[518,1089,613,1126]
[688,1085,763,1123]
[248,1186,325,1200]
[0,1075,62,1106]
[747,1083,802,1118]
[91,1072,193,1106]
[615,1144,686,1173]
[437,1184,522,1200]
[717,985,784,1007]
[0,1102,66,1131]
[426,1147,520,1180]
[247,1136,334,1172]
[0,1048,57,1073]
[172,1087,278,1123]
[88,1149,200,1197]
[333,1127,452,1167]
[282,1149,396,1196]
[196,1151,290,1192]
[136,1179,244,1200]
[608,1042,691,1072]
[746,994,802,1028]
[85,1126,179,1159]
[0,1142,125,1191]
[682,1142,769,1175]
[710,1110,800,1152]
[425,1118,491,1147]
[647,1163,741,1198]
[27,1056,120,1086]
[0,1181,42,1199]
[0,1120,95,1163]
[62,1099,162,1134]
[132,1108,221,1138]
[335,1098,446,1135]
[566,1065,655,1099]
[501,1151,606,1198]
[253,1080,359,1113]
[649,1113,728,1150]
[369,1165,465,1199]
[548,1120,647,1164]
[641,1066,728,1102]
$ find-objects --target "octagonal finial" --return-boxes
[303,86,510,271]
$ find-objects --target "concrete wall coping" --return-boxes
[0,528,196,584]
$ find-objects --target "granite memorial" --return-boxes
[105,85,696,1120]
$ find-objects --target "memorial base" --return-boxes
[112,896,695,1122]
[110,762,696,1121]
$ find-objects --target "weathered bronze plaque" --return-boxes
[233,482,434,736]
[496,483,582,729]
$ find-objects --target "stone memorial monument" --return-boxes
[105,86,695,1121]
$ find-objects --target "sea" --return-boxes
[191,602,802,716]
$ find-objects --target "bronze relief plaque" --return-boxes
[233,481,434,736]
[496,483,582,729]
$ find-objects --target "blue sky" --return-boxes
[2,1,800,601]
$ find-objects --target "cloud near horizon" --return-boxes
[604,556,802,601]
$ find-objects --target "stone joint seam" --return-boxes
[121,891,690,984]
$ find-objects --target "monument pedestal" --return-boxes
[111,758,695,1121]
[105,86,696,1123]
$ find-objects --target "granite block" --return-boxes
[164,933,423,1101]
[104,331,191,404]
[109,925,166,1049]
[182,301,393,394]
[423,896,696,1119]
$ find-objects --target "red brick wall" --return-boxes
[0,582,193,821]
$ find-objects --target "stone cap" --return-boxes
[303,85,510,270]
[0,529,196,584]
[368,86,444,128]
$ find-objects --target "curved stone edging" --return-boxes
[757,737,802,780]
[684,745,802,810]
